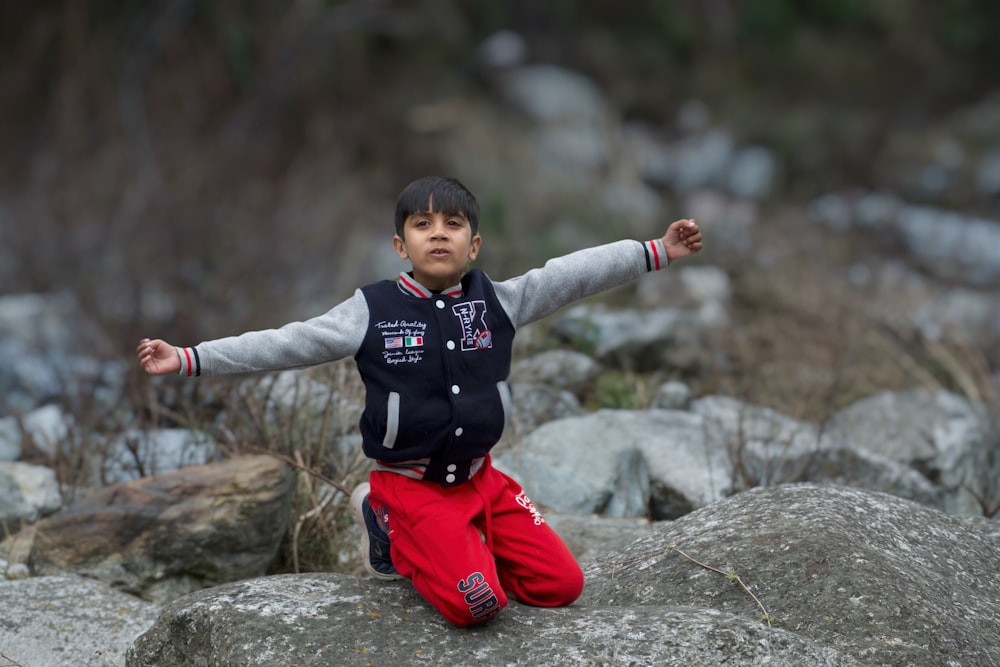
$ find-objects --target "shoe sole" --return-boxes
[350,482,403,581]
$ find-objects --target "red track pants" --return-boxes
[368,456,584,627]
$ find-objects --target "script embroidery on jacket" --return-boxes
[377,319,428,365]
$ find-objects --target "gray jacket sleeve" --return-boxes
[492,239,668,328]
[182,288,369,376]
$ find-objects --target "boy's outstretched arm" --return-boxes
[136,338,181,376]
[663,218,703,262]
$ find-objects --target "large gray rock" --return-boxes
[507,381,584,436]
[509,349,602,396]
[499,393,988,523]
[126,574,856,667]
[543,511,653,564]
[823,389,993,515]
[551,304,707,372]
[127,484,1000,666]
[21,403,73,457]
[586,484,1000,666]
[495,408,732,519]
[0,461,62,525]
[693,395,945,508]
[27,454,293,603]
[0,574,159,667]
[102,427,220,486]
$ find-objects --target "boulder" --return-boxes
[543,511,653,564]
[0,461,62,526]
[126,575,856,667]
[127,484,1000,666]
[550,304,707,372]
[651,380,693,410]
[495,408,732,519]
[509,349,602,396]
[508,381,584,435]
[20,402,73,457]
[27,454,293,603]
[102,427,220,486]
[586,484,1000,666]
[0,574,159,667]
[823,389,993,515]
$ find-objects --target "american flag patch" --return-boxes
[385,336,403,349]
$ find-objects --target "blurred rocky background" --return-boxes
[2,2,1000,665]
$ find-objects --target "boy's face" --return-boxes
[393,198,481,291]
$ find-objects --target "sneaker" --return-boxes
[350,482,402,581]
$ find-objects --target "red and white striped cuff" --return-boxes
[176,346,201,377]
[643,239,669,271]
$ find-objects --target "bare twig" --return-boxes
[669,545,776,626]
[0,652,27,667]
[244,444,351,497]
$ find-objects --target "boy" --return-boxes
[137,176,702,626]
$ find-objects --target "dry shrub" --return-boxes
[125,358,374,575]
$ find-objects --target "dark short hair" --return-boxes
[394,176,479,237]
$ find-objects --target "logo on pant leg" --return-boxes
[457,571,501,622]
[515,491,545,526]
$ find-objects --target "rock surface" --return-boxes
[0,574,159,667]
[27,454,293,603]
[126,484,1000,667]
[126,574,857,667]
[586,484,1000,667]
[497,389,995,521]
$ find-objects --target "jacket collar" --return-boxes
[396,272,464,299]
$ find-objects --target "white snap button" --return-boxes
[455,427,463,436]
[436,300,445,309]
[446,340,456,350]
[447,464,457,472]
[445,473,456,483]
[451,384,460,394]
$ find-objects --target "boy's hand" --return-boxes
[662,219,703,262]
[136,338,181,376]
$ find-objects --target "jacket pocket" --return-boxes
[496,381,513,438]
[382,391,400,449]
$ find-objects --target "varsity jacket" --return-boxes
[177,239,670,486]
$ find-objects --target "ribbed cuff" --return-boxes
[642,239,669,271]
[176,346,201,377]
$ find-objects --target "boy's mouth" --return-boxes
[429,248,450,258]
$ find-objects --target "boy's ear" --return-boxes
[393,234,409,260]
[467,234,482,261]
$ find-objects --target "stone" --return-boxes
[0,461,62,525]
[21,402,73,456]
[509,349,602,396]
[585,484,1000,667]
[1,574,158,667]
[126,484,1000,666]
[651,380,692,410]
[550,304,707,372]
[126,573,858,667]
[495,409,732,519]
[102,427,219,485]
[824,389,992,515]
[507,381,583,436]
[28,454,293,603]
